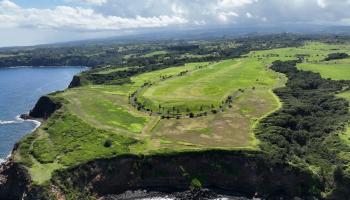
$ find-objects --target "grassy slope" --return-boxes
[18,41,350,185]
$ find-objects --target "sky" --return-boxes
[1,0,350,47]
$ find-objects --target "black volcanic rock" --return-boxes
[29,96,62,119]
[68,75,81,88]
[0,161,30,200]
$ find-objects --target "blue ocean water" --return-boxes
[0,66,85,161]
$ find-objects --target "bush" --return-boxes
[190,178,202,189]
[104,139,113,148]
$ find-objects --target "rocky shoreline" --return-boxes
[102,189,253,200]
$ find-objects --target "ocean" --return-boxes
[0,66,86,162]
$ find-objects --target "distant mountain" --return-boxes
[2,24,350,50]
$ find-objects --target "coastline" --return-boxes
[16,114,42,132]
[0,154,10,164]
[0,115,42,165]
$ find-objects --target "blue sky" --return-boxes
[13,0,62,8]
[1,0,350,47]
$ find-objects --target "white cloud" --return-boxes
[1,0,350,36]
[246,12,253,18]
[217,0,257,8]
[218,11,239,22]
[317,0,327,8]
[68,0,108,6]
[0,1,188,31]
[0,0,19,9]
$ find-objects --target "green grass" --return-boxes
[249,42,350,63]
[61,87,149,133]
[13,40,350,199]
[298,62,350,80]
[14,56,286,184]
[95,67,131,75]
[15,109,141,184]
[22,42,350,185]
[151,88,281,149]
[138,58,281,113]
[143,50,168,57]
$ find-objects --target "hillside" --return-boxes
[2,37,350,199]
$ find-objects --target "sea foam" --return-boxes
[140,198,174,200]
[16,115,41,132]
[0,120,19,125]
[0,153,12,164]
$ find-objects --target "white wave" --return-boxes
[0,120,19,125]
[15,115,24,121]
[15,115,41,131]
[27,119,41,131]
[140,198,174,200]
[0,153,11,164]
[8,66,32,69]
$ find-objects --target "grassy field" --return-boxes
[250,42,350,63]
[18,41,350,185]
[138,59,281,113]
[94,66,131,75]
[249,42,350,80]
[298,61,350,80]
[143,50,168,57]
[151,89,281,149]
[15,56,285,184]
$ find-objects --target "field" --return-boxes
[298,61,350,80]
[14,41,350,185]
[138,59,281,114]
[250,42,350,80]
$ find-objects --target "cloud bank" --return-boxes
[0,0,187,31]
[1,0,350,46]
[1,0,350,32]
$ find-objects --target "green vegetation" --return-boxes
[138,58,281,114]
[257,60,350,196]
[15,53,284,184]
[325,53,349,61]
[298,62,350,80]
[143,50,168,57]
[10,37,350,198]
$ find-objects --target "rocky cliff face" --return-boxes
[29,96,62,119]
[0,160,29,200]
[52,151,322,199]
[0,150,323,200]
[68,75,81,88]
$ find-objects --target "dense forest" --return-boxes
[0,34,343,69]
[257,60,350,198]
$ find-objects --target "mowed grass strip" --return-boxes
[139,58,280,113]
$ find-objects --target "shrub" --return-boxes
[104,139,113,148]
[190,178,202,189]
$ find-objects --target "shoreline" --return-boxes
[16,114,42,132]
[4,66,89,69]
[0,114,42,164]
